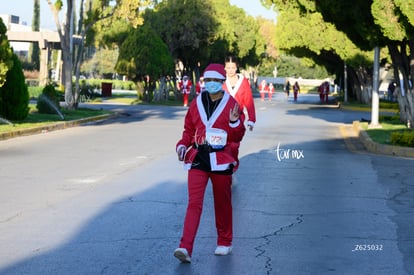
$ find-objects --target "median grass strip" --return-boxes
[0,105,111,133]
[340,101,399,114]
[360,121,411,146]
[340,100,413,148]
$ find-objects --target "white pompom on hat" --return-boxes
[203,63,226,80]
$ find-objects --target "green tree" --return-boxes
[141,0,267,80]
[143,0,216,76]
[0,54,30,120]
[269,0,374,103]
[115,25,174,97]
[266,54,329,79]
[258,17,278,60]
[81,47,119,78]
[0,18,14,88]
[314,0,414,125]
[28,0,41,71]
[46,0,154,109]
[209,0,265,67]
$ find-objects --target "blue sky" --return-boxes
[0,0,59,29]
[230,0,276,20]
[0,0,276,30]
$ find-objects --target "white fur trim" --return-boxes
[209,152,235,171]
[229,119,241,128]
[225,74,244,97]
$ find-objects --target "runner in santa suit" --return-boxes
[222,56,256,131]
[323,81,330,103]
[318,82,324,102]
[174,63,246,263]
[268,82,275,101]
[195,76,205,95]
[258,79,268,102]
[293,81,300,102]
[222,56,256,172]
[179,75,192,106]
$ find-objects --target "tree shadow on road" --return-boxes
[81,104,188,127]
[285,103,372,125]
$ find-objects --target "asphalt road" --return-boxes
[0,93,413,275]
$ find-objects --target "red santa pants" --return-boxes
[183,93,189,106]
[260,92,265,101]
[179,168,233,256]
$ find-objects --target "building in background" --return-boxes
[0,14,31,55]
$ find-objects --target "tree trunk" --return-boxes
[348,67,372,104]
[388,42,414,127]
[72,0,88,109]
[47,0,75,109]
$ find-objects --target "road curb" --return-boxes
[0,114,115,141]
[349,121,414,158]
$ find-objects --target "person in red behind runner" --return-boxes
[222,56,256,172]
[174,63,246,264]
[268,82,275,101]
[259,79,268,101]
[293,81,300,102]
[222,56,256,131]
[195,76,205,95]
[178,75,192,107]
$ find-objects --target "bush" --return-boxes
[79,80,100,99]
[379,101,399,110]
[390,130,414,147]
[0,54,30,120]
[28,86,44,99]
[75,79,136,91]
[379,114,400,122]
[36,83,61,114]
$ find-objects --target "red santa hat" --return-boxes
[203,63,226,80]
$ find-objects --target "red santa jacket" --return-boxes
[176,92,246,171]
[268,84,275,94]
[223,74,256,128]
[179,79,192,94]
[259,81,268,94]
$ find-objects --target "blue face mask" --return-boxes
[205,81,223,94]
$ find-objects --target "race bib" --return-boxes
[206,128,227,149]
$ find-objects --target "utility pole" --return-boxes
[344,62,348,103]
[370,46,381,128]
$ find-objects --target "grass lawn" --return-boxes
[0,105,110,133]
[340,101,399,114]
[0,95,184,134]
[360,121,411,145]
[90,97,184,106]
[340,99,413,148]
